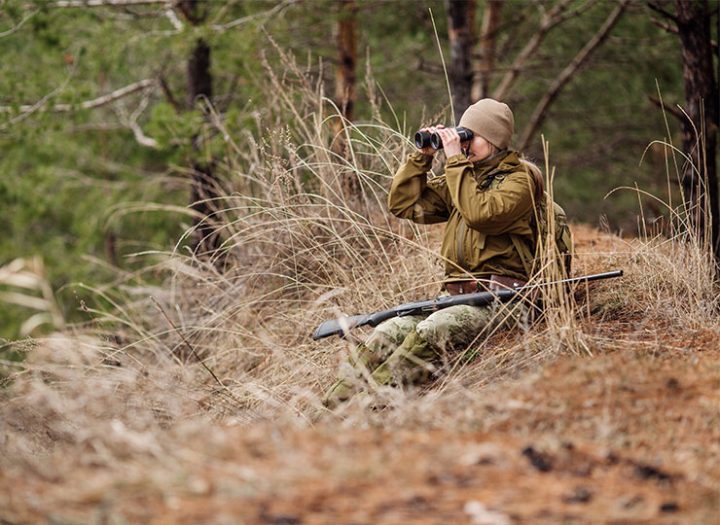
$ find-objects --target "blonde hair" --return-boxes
[520,158,545,202]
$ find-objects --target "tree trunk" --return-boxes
[334,0,356,124]
[187,38,212,109]
[674,0,719,256]
[445,0,476,124]
[187,37,222,256]
[472,0,502,101]
[179,0,221,256]
[332,0,360,200]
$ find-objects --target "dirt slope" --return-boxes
[1,226,718,524]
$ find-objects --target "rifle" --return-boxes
[312,270,623,340]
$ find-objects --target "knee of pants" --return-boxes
[416,304,494,350]
[374,330,437,386]
[364,314,424,360]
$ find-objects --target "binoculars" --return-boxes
[414,126,473,150]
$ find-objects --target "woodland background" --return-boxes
[2,2,720,522]
[0,0,716,336]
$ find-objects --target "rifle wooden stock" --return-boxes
[312,270,623,340]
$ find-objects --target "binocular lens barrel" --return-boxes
[414,127,474,150]
[414,130,432,149]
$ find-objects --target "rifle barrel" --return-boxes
[312,269,623,340]
[561,269,623,285]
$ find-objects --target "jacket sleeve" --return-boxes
[444,153,534,235]
[387,151,451,224]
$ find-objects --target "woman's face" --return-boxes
[464,134,494,162]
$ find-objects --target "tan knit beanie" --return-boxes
[458,98,514,150]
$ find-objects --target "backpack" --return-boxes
[511,196,573,279]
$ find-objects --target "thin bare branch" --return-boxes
[116,93,160,149]
[158,74,182,111]
[0,61,78,130]
[0,78,156,114]
[417,58,446,76]
[165,6,184,30]
[127,119,160,148]
[647,95,686,122]
[151,297,230,391]
[0,9,38,38]
[650,16,678,35]
[646,1,679,24]
[210,0,297,31]
[52,0,170,7]
[650,17,718,52]
[518,0,630,151]
[492,0,597,100]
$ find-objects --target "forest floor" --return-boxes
[1,225,719,524]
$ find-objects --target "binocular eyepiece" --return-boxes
[414,126,473,150]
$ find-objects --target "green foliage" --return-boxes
[0,0,699,338]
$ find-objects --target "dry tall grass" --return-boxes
[1,51,718,501]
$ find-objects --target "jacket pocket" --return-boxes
[464,228,486,270]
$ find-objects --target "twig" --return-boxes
[650,17,678,35]
[158,74,182,111]
[210,0,297,31]
[648,95,686,122]
[650,16,717,52]
[116,93,160,148]
[151,297,226,389]
[518,0,629,150]
[0,60,79,129]
[417,58,446,75]
[52,0,171,7]
[493,0,588,100]
[646,1,679,25]
[0,9,38,38]
[0,78,155,114]
[164,6,183,30]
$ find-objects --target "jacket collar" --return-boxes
[472,150,521,175]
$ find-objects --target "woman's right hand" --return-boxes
[417,124,444,156]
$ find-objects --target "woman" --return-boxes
[323,98,542,408]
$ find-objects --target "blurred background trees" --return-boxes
[649,0,718,256]
[0,0,716,338]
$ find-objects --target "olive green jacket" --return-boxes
[388,150,536,282]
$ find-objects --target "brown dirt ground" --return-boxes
[1,225,719,524]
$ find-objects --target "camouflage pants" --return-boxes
[323,300,525,407]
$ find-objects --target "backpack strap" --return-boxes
[511,191,545,280]
[558,222,573,275]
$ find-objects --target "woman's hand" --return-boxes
[435,127,462,158]
[417,125,444,156]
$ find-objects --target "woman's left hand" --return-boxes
[436,127,462,158]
